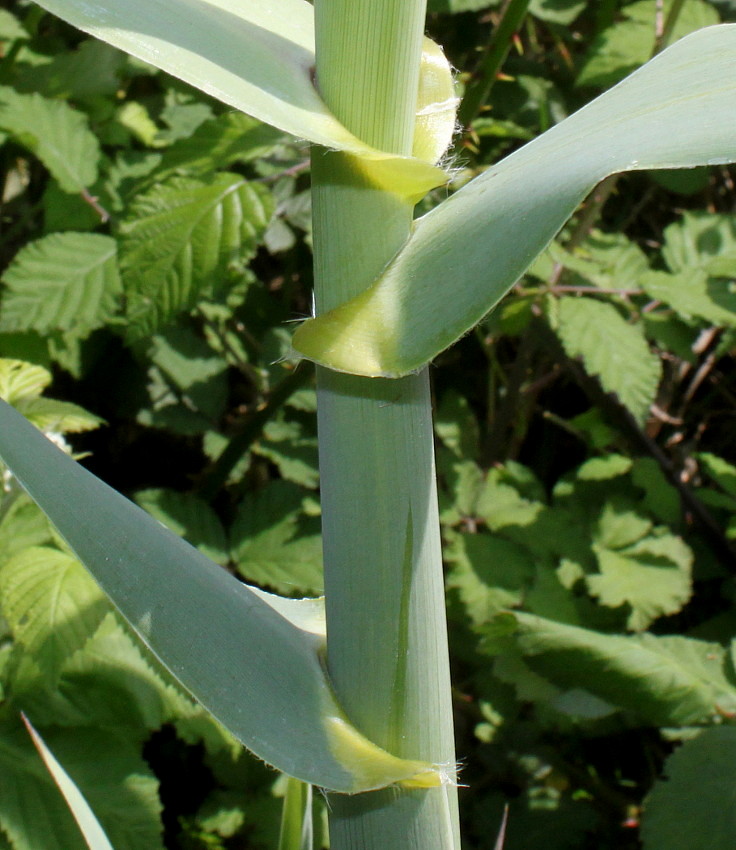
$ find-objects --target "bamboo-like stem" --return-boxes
[311,2,459,849]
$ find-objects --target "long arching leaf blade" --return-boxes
[21,714,116,850]
[0,400,439,793]
[30,0,447,198]
[292,25,736,377]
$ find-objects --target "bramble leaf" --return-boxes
[555,297,661,422]
[494,612,736,726]
[641,727,736,850]
[0,234,121,335]
[120,174,273,337]
[0,87,99,192]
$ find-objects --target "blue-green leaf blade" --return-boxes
[0,400,439,793]
[22,715,117,850]
[293,25,736,376]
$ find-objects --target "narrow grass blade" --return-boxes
[278,777,313,850]
[21,713,116,850]
[292,25,736,377]
[29,0,448,198]
[493,805,509,850]
[0,400,439,793]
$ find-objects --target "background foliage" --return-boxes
[0,0,735,847]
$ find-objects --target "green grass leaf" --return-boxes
[120,174,273,337]
[0,234,121,335]
[0,399,439,793]
[22,715,116,850]
[293,25,736,376]
[0,87,100,192]
[277,778,313,850]
[28,0,447,197]
[0,718,162,850]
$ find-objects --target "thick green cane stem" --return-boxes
[311,1,459,849]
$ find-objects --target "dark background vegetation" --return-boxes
[1,0,736,847]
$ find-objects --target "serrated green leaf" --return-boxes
[134,489,228,566]
[444,460,484,522]
[144,326,229,420]
[476,466,545,532]
[0,9,28,41]
[0,547,109,682]
[0,87,100,192]
[594,500,652,549]
[641,727,736,850]
[525,564,585,625]
[529,0,585,25]
[103,151,162,211]
[498,612,736,725]
[548,230,649,289]
[446,532,535,627]
[19,612,197,733]
[231,481,323,595]
[0,498,55,562]
[434,391,480,460]
[157,113,284,179]
[640,270,736,327]
[588,535,693,630]
[0,359,51,403]
[13,39,125,100]
[293,26,736,377]
[630,457,681,525]
[662,211,736,273]
[114,101,161,148]
[12,398,103,435]
[255,420,319,490]
[0,234,121,335]
[156,90,213,145]
[577,0,719,88]
[42,181,107,234]
[555,298,661,421]
[120,174,273,337]
[697,452,736,499]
